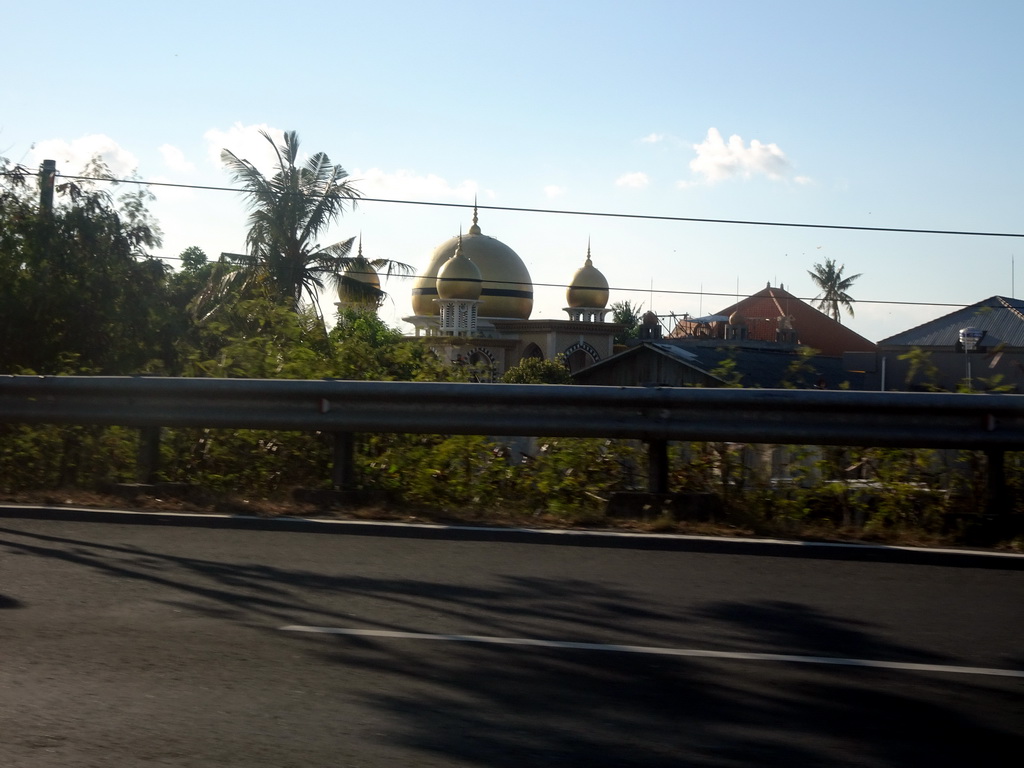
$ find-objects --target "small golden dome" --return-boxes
[412,206,533,319]
[338,241,383,305]
[436,236,482,301]
[566,244,609,309]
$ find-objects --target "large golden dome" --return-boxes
[566,245,609,309]
[411,208,533,319]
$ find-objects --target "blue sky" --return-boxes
[4,0,1023,342]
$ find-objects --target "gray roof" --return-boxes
[645,342,703,365]
[674,344,861,389]
[879,296,1024,348]
[577,340,865,389]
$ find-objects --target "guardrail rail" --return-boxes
[1,376,1022,509]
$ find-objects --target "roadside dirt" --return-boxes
[2,486,1020,552]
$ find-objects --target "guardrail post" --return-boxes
[136,426,161,484]
[985,449,1007,516]
[648,439,669,494]
[331,432,355,491]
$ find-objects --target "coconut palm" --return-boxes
[808,258,861,323]
[210,130,411,319]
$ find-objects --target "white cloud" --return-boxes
[615,172,650,189]
[544,184,566,198]
[641,133,664,144]
[688,127,790,183]
[30,134,139,177]
[159,144,195,174]
[795,175,813,185]
[352,167,485,202]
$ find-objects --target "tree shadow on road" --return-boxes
[1,523,1022,767]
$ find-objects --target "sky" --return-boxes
[4,0,1023,343]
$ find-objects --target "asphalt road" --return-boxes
[1,511,1023,767]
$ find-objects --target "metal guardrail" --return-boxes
[0,375,1023,449]
[0,376,1022,505]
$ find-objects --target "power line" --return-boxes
[6,170,1023,240]
[5,168,1020,313]
[157,253,993,312]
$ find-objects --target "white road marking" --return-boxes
[279,625,1024,679]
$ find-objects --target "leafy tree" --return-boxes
[501,355,572,384]
[178,245,208,275]
[0,155,176,374]
[781,346,823,389]
[611,300,643,345]
[898,347,942,392]
[210,130,413,320]
[808,258,861,323]
[328,308,452,381]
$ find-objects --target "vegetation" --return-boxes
[0,157,175,374]
[205,130,413,322]
[808,258,860,322]
[1,151,1021,549]
[501,355,572,384]
[610,300,643,345]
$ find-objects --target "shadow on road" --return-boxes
[1,522,1022,767]
[302,612,1023,767]
[0,593,23,608]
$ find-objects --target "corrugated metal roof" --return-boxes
[646,342,702,364]
[676,344,862,389]
[574,340,865,389]
[879,296,1024,348]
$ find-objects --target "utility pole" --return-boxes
[39,159,56,214]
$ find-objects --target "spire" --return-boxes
[585,237,593,267]
[469,197,482,235]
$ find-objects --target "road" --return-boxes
[1,511,1023,767]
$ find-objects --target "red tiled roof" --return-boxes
[714,286,876,357]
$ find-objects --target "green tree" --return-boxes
[178,245,208,275]
[611,300,643,345]
[0,155,175,374]
[898,347,942,392]
[808,258,861,323]
[501,355,573,384]
[212,130,412,319]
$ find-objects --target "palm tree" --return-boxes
[610,300,643,345]
[213,130,411,319]
[808,258,861,323]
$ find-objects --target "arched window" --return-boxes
[521,343,544,360]
[562,341,600,373]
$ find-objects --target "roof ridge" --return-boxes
[997,296,1024,324]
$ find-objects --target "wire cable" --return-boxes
[6,170,1022,240]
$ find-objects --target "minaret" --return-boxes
[564,240,611,322]
[435,232,482,337]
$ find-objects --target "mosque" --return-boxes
[339,206,622,379]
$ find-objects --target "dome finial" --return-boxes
[357,232,364,259]
[469,196,481,235]
[586,237,593,267]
